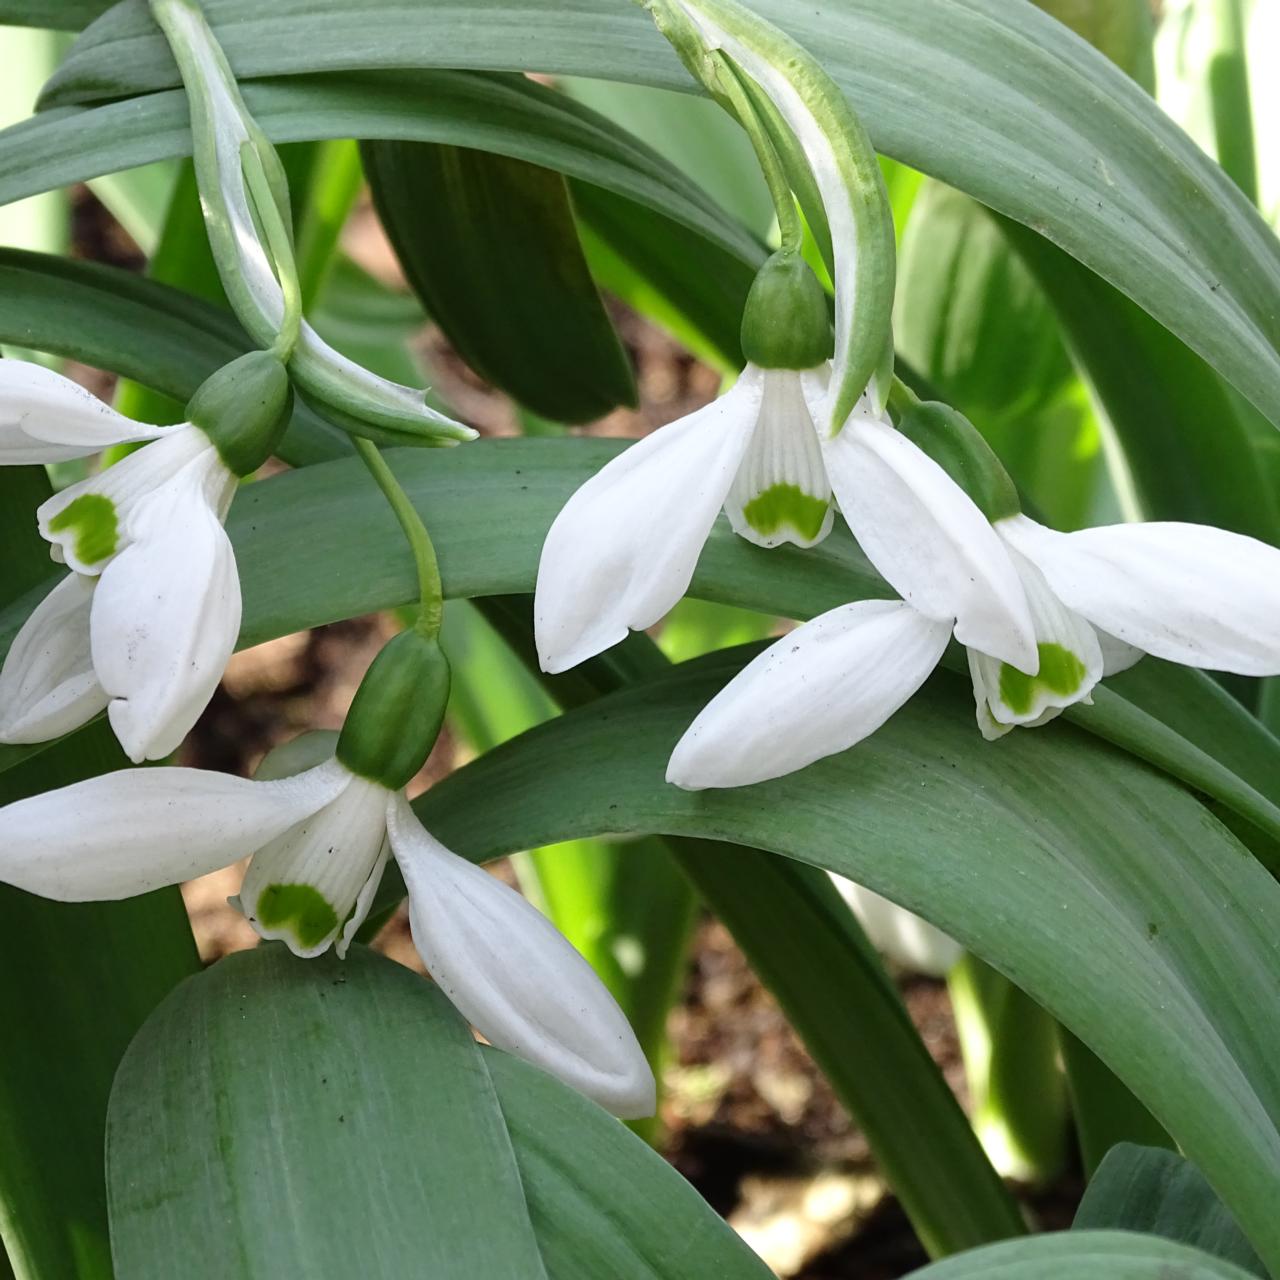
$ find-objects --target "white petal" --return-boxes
[388,795,655,1118]
[238,769,390,959]
[1097,629,1145,677]
[666,600,951,789]
[91,451,242,762]
[0,360,166,463]
[818,398,1037,672]
[0,574,107,744]
[1001,514,1280,676]
[534,375,761,673]
[0,758,348,901]
[968,544,1103,730]
[829,876,962,976]
[723,367,834,549]
[36,426,212,575]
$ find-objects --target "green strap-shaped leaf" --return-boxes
[1074,1144,1265,1278]
[363,137,636,423]
[409,651,1280,1269]
[106,944,771,1279]
[30,0,1280,434]
[904,1231,1259,1279]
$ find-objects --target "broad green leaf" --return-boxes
[1074,1143,1264,1277]
[0,468,200,1280]
[0,72,761,284]
[410,651,1280,1268]
[0,3,111,28]
[107,943,771,1279]
[904,1230,1258,1279]
[32,0,1280,436]
[363,138,636,423]
[672,838,1025,1254]
[456,601,1025,1255]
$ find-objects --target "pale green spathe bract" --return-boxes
[644,0,895,428]
[146,0,475,447]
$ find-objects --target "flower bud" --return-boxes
[185,351,292,478]
[895,401,1020,523]
[336,630,451,791]
[740,251,834,371]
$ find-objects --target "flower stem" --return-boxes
[240,141,302,363]
[352,438,444,638]
[712,52,804,254]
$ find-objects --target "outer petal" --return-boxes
[818,396,1037,673]
[0,574,107,744]
[0,360,166,463]
[387,794,655,1118]
[1001,514,1280,676]
[830,876,962,977]
[37,425,211,575]
[723,367,833,549]
[968,544,1103,730]
[91,452,242,763]
[0,758,348,901]
[666,600,951,790]
[237,768,391,959]
[534,375,761,673]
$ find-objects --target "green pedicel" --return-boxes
[742,483,830,541]
[48,493,118,566]
[998,642,1088,717]
[255,883,339,951]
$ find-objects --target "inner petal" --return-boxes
[36,425,211,575]
[972,548,1104,730]
[725,369,833,549]
[237,770,390,959]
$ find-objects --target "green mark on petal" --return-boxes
[742,484,830,542]
[999,642,1088,716]
[48,493,118,566]
[255,883,339,951]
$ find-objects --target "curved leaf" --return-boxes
[31,0,1280,433]
[363,137,636,423]
[409,651,1280,1269]
[107,943,770,1279]
[905,1231,1258,1279]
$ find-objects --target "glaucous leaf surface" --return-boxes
[29,0,1280,435]
[106,944,771,1279]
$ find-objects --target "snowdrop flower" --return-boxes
[0,352,291,761]
[667,402,1280,788]
[535,254,1038,680]
[0,629,653,1117]
[831,877,961,977]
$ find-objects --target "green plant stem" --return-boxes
[352,437,444,637]
[711,51,803,254]
[1208,0,1258,205]
[240,141,302,362]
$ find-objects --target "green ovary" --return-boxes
[255,883,339,950]
[998,642,1088,716]
[48,494,118,566]
[742,484,830,541]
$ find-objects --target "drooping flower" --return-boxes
[535,255,1038,680]
[0,757,654,1118]
[667,402,1280,789]
[0,625,654,1117]
[0,353,290,762]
